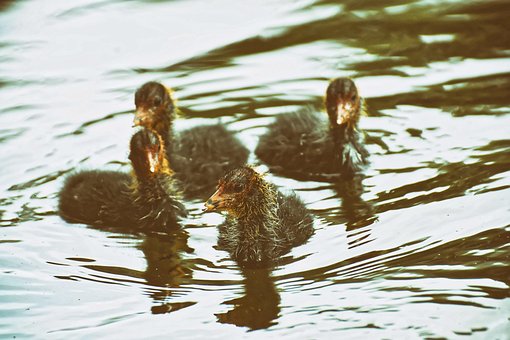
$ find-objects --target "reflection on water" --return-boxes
[0,0,509,338]
[138,231,194,312]
[335,176,377,248]
[217,268,280,330]
[81,222,197,314]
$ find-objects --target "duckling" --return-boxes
[134,81,249,198]
[255,77,369,180]
[58,128,186,230]
[129,127,187,228]
[203,166,314,268]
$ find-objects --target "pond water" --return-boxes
[1,0,509,338]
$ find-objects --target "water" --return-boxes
[1,0,509,338]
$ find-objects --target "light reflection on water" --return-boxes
[0,0,509,338]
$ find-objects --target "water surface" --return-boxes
[0,0,509,338]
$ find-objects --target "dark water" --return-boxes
[1,0,509,338]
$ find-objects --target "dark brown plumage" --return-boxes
[255,77,369,181]
[58,128,186,230]
[204,166,314,268]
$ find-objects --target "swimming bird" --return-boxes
[58,127,186,230]
[255,77,368,181]
[204,166,314,267]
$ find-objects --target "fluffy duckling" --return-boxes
[134,81,249,197]
[204,166,314,268]
[58,128,186,230]
[255,77,369,180]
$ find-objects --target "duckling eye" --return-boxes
[230,183,244,193]
[153,97,162,107]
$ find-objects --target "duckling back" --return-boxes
[256,108,338,175]
[256,108,368,180]
[134,178,187,230]
[173,124,249,197]
[276,191,314,248]
[58,170,134,227]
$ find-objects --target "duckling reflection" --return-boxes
[79,228,196,315]
[138,230,196,314]
[329,175,377,249]
[134,82,249,198]
[256,77,369,181]
[216,268,280,330]
[304,176,375,247]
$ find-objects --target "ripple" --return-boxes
[1,0,509,338]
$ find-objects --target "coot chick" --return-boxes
[58,128,186,230]
[134,81,249,197]
[203,166,314,268]
[255,77,369,180]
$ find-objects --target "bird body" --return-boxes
[59,128,186,230]
[256,78,369,180]
[204,166,314,267]
[59,170,134,227]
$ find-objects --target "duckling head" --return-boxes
[203,166,268,218]
[134,81,175,136]
[325,77,362,130]
[129,127,170,180]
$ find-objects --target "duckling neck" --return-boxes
[330,107,368,174]
[133,142,177,201]
[231,184,280,240]
[133,171,172,198]
[156,119,175,148]
[330,124,356,149]
[148,107,175,150]
[134,172,184,227]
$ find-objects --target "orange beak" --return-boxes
[336,102,353,125]
[203,188,223,213]
[133,108,153,128]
